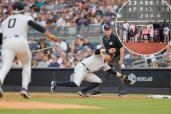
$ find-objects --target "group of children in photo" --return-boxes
[118,20,170,44]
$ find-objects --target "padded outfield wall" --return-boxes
[2,68,171,94]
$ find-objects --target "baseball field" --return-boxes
[0,92,171,114]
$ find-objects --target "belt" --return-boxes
[81,63,90,72]
[3,35,19,40]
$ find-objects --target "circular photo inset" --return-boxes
[116,0,171,55]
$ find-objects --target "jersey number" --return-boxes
[8,18,16,28]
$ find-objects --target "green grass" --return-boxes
[0,94,171,114]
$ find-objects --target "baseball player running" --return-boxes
[0,1,56,99]
[50,48,131,98]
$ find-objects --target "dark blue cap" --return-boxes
[13,2,25,11]
[104,24,111,31]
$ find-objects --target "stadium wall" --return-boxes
[3,68,171,94]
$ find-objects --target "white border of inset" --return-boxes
[115,0,171,55]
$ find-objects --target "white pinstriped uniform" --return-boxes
[71,54,111,86]
[0,14,34,89]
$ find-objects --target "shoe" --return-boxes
[118,90,127,97]
[88,90,102,96]
[78,91,88,98]
[20,88,31,99]
[0,81,4,98]
[50,81,57,93]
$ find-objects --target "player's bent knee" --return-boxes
[96,79,102,84]
[98,80,102,84]
[74,81,81,87]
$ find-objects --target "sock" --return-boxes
[56,81,78,87]
[81,83,101,92]
[22,64,31,90]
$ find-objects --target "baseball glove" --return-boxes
[121,74,132,84]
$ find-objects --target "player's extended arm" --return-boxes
[28,20,56,39]
[107,68,131,84]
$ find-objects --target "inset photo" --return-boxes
[116,0,171,55]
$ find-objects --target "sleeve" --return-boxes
[106,67,117,75]
[27,16,46,33]
[28,20,46,33]
[0,23,2,33]
[0,24,3,44]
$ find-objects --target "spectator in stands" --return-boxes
[82,37,92,49]
[71,58,79,68]
[52,43,61,57]
[111,1,119,16]
[32,59,38,68]
[58,51,67,66]
[57,38,68,52]
[56,12,67,35]
[48,55,60,67]
[46,49,53,59]
[38,37,50,49]
[93,12,104,26]
[34,51,44,62]
[67,52,74,64]
[61,58,71,68]
[29,36,39,50]
[36,14,46,27]
[144,54,158,68]
[67,19,77,35]
[37,54,50,68]
[73,35,84,53]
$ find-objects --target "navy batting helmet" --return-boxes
[13,2,25,13]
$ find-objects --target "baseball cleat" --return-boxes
[20,88,31,99]
[88,90,102,96]
[78,91,88,98]
[50,81,57,93]
[118,90,127,97]
[0,81,4,98]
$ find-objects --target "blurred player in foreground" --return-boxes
[0,1,56,99]
[50,48,131,98]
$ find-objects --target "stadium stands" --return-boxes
[0,0,171,68]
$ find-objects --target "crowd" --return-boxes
[118,20,171,43]
[0,0,127,35]
[6,35,170,69]
[0,0,171,68]
[29,34,98,68]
